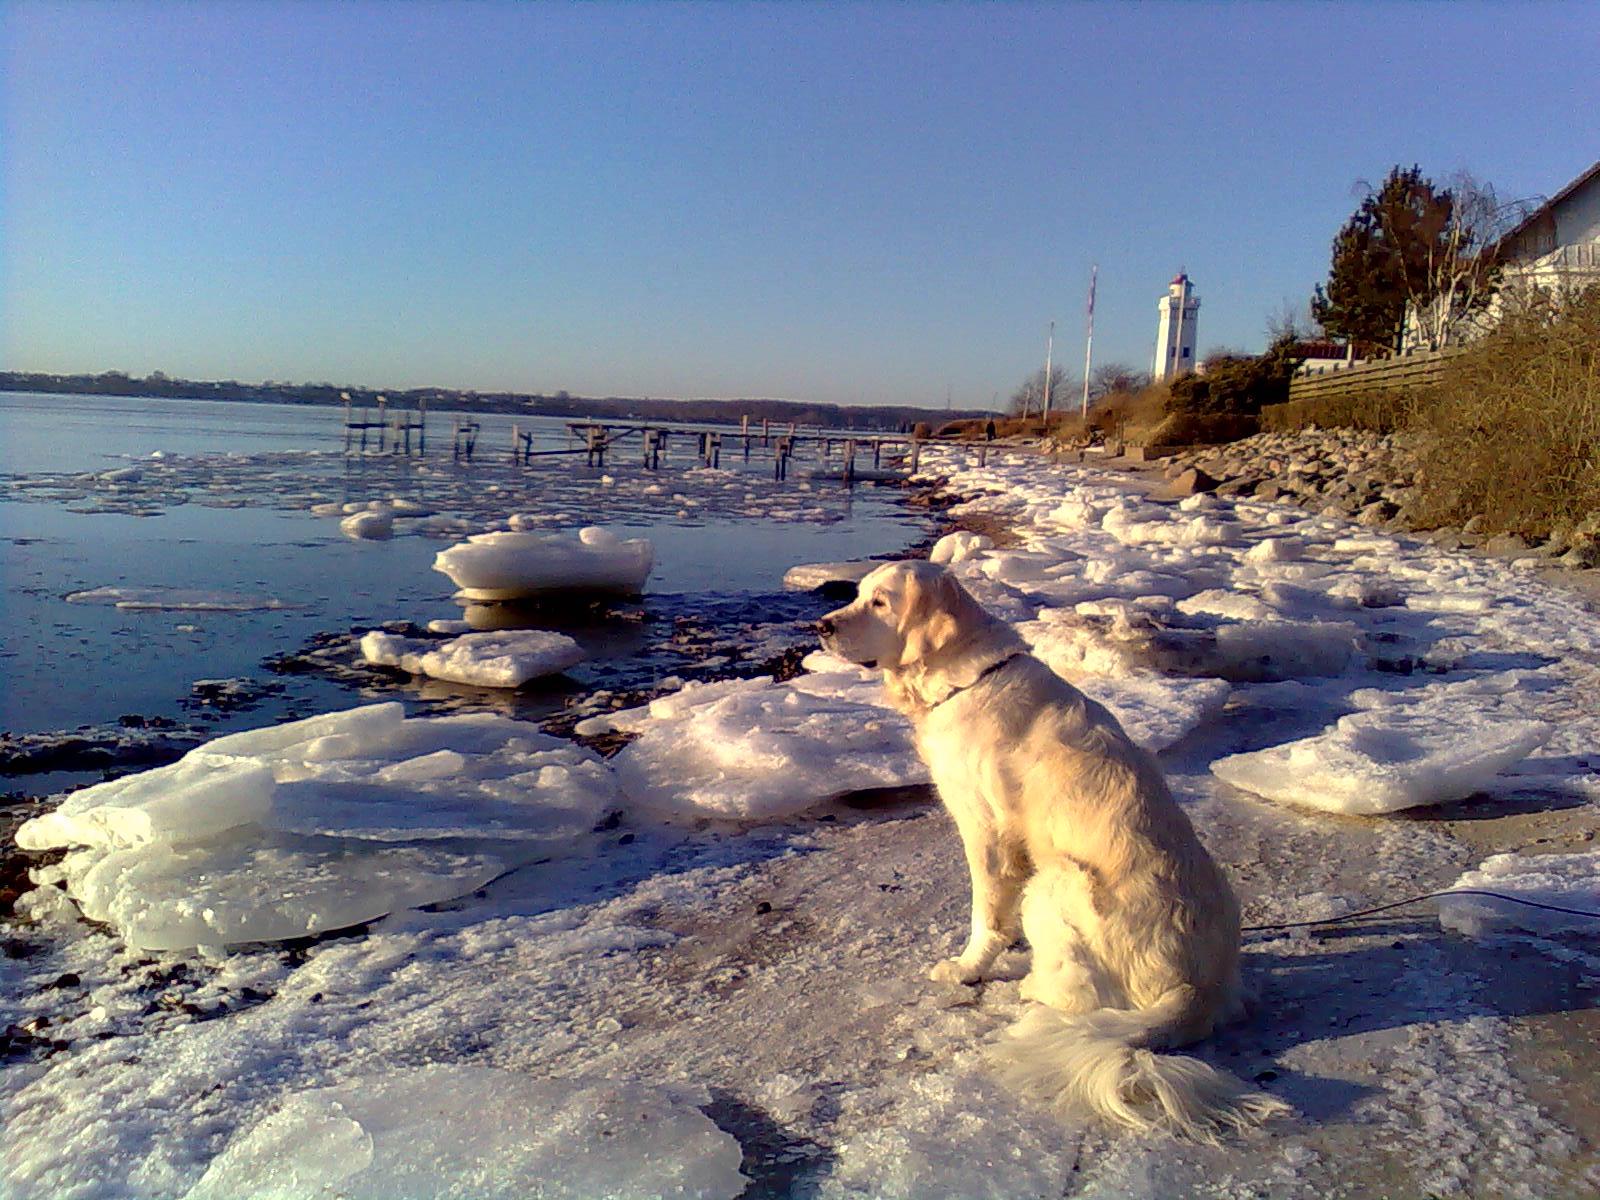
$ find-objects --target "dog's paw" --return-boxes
[928,957,983,985]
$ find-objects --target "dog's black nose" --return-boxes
[816,617,835,636]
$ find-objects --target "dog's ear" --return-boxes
[896,569,967,669]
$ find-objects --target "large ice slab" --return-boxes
[1211,708,1551,815]
[608,677,925,820]
[184,1067,747,1200]
[15,705,618,950]
[434,525,653,599]
[45,834,513,952]
[361,628,584,688]
[1439,851,1600,939]
[1078,674,1232,753]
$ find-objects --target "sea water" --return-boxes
[0,392,923,763]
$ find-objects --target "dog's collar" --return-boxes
[930,651,1023,708]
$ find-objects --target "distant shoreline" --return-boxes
[0,373,991,433]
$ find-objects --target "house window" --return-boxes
[1181,348,1190,358]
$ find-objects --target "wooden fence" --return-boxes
[1286,348,1463,404]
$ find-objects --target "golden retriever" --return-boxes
[819,560,1288,1139]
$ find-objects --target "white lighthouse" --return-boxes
[1153,272,1200,382]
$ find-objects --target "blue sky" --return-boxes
[3,1,1596,408]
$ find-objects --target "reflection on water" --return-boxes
[0,392,926,754]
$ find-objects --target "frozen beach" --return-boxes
[5,423,1600,1198]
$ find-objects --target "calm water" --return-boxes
[0,393,923,747]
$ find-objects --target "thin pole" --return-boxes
[1041,319,1055,422]
[1081,265,1097,420]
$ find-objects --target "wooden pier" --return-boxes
[342,404,927,484]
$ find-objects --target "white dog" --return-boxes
[820,560,1288,1139]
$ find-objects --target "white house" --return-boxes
[1152,273,1199,381]
[1403,158,1600,351]
[1498,158,1600,298]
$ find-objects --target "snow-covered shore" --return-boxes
[5,445,1600,1198]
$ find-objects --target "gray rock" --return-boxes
[1560,538,1600,569]
[1482,533,1532,558]
[1170,467,1220,496]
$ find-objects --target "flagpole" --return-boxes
[1041,320,1055,422]
[1081,265,1097,421]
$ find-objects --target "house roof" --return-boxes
[1499,158,1600,248]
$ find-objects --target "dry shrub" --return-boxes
[1259,389,1416,434]
[934,417,986,439]
[1408,285,1600,539]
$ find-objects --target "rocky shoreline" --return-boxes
[1137,428,1600,573]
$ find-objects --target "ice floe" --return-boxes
[16,704,617,950]
[434,526,654,599]
[360,628,584,688]
[1439,851,1600,939]
[929,529,993,564]
[64,586,288,612]
[183,1067,747,1200]
[782,560,880,591]
[602,676,925,820]
[339,507,394,540]
[1211,707,1551,815]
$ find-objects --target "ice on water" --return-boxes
[16,704,617,949]
[433,525,654,599]
[1440,851,1600,938]
[782,559,880,590]
[361,628,584,688]
[1213,699,1550,815]
[64,586,289,612]
[605,676,925,820]
[183,1067,747,1200]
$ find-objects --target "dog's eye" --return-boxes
[870,596,888,610]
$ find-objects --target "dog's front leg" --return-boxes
[929,833,1025,985]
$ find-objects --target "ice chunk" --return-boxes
[361,629,584,688]
[1177,589,1281,623]
[1079,674,1231,753]
[64,586,287,612]
[929,530,993,564]
[184,1068,747,1200]
[1212,619,1356,681]
[57,833,514,950]
[15,758,275,852]
[782,560,879,591]
[1439,851,1600,938]
[340,509,394,540]
[16,706,618,950]
[1244,536,1303,563]
[610,678,925,819]
[1211,708,1551,814]
[434,526,653,599]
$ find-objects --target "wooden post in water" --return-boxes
[376,396,388,453]
[872,439,882,468]
[844,439,856,484]
[762,418,770,446]
[342,393,353,453]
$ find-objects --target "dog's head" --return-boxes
[818,561,1019,711]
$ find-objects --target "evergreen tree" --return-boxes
[1312,165,1454,354]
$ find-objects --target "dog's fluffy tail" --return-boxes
[989,987,1291,1142]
